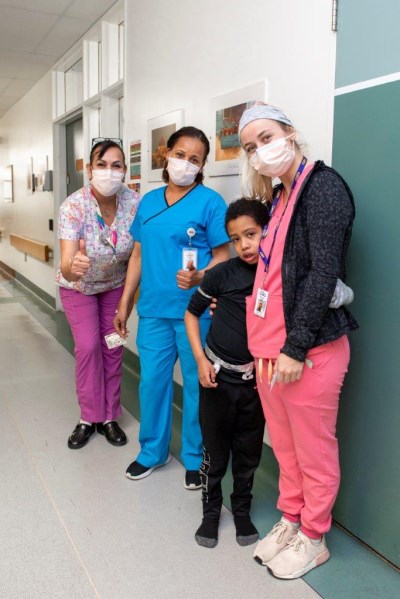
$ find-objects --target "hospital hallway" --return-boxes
[0,271,398,599]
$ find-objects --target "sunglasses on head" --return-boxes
[91,137,123,148]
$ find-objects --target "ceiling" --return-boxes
[0,0,120,119]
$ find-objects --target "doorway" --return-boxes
[66,117,84,197]
[53,112,83,310]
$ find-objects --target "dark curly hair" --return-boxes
[225,197,269,232]
[162,126,210,184]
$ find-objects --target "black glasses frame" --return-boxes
[91,137,123,148]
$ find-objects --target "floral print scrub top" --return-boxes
[56,184,140,295]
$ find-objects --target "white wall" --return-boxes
[124,0,336,198]
[123,0,337,361]
[0,72,55,297]
[0,0,337,335]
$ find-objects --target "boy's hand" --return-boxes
[198,356,218,388]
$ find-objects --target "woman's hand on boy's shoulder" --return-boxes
[209,297,218,317]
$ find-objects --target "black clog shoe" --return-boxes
[96,421,127,446]
[67,423,95,450]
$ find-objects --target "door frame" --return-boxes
[53,109,82,310]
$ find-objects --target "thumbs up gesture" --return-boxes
[176,259,200,290]
[79,239,87,256]
[70,239,90,280]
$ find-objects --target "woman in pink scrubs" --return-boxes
[239,104,358,579]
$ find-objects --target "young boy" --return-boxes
[185,198,268,548]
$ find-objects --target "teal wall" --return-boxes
[333,3,400,567]
[336,0,400,87]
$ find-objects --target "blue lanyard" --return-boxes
[258,156,307,272]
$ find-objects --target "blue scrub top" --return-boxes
[130,184,229,319]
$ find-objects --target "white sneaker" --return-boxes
[267,530,330,579]
[253,517,299,566]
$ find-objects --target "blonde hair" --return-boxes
[240,151,273,204]
[240,119,306,204]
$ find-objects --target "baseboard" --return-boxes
[0,260,55,309]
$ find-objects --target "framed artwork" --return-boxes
[128,182,140,194]
[34,157,47,192]
[129,139,141,180]
[4,165,13,202]
[208,81,268,176]
[147,108,184,181]
[27,157,34,195]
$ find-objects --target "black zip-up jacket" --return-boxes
[280,160,359,362]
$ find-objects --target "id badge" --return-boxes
[254,288,269,318]
[104,332,128,350]
[182,247,198,270]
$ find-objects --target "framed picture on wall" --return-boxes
[147,109,184,182]
[128,182,140,194]
[208,81,268,177]
[27,157,34,195]
[34,157,47,192]
[4,165,13,202]
[129,139,142,180]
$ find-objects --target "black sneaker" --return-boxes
[125,455,171,480]
[184,470,202,490]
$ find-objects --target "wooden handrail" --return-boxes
[10,233,52,262]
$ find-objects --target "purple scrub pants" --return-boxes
[59,285,124,423]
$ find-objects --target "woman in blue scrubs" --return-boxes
[114,126,230,489]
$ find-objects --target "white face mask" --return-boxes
[90,169,124,196]
[250,135,295,178]
[167,157,200,186]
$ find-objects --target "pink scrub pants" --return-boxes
[256,335,350,537]
[59,285,124,423]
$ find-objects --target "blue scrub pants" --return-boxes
[136,316,209,470]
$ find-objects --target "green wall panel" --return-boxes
[332,81,400,566]
[336,0,400,88]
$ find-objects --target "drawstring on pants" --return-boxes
[258,357,314,385]
[258,358,275,384]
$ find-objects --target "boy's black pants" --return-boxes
[199,376,265,520]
